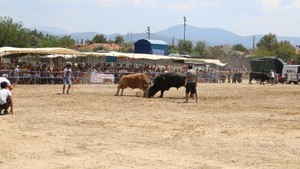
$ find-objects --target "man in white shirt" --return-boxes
[14,65,20,84]
[62,64,75,94]
[0,81,13,114]
[270,70,275,85]
[0,74,15,90]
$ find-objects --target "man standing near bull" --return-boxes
[184,65,199,103]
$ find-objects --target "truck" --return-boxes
[250,57,285,74]
[282,65,300,84]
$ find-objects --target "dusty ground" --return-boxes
[0,82,299,169]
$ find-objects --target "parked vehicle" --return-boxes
[282,65,300,84]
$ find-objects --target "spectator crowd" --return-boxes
[0,62,248,84]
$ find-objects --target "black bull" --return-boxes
[148,72,186,98]
[249,72,270,85]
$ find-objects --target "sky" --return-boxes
[1,0,300,37]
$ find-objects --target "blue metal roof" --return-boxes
[134,39,168,56]
[146,39,168,45]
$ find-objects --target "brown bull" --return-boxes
[115,73,152,97]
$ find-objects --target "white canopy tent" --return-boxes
[83,51,227,66]
[0,47,227,67]
[0,47,83,56]
[40,54,81,59]
[83,51,189,60]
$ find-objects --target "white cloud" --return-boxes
[44,0,84,3]
[94,0,220,11]
[132,0,142,5]
[260,0,300,12]
[166,0,220,12]
[198,1,221,9]
[167,3,193,12]
[95,0,157,7]
[257,15,280,26]
[96,0,118,7]
[261,0,282,12]
[287,0,300,9]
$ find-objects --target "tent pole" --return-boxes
[92,55,94,67]
[117,56,119,72]
[31,53,34,66]
[133,55,135,69]
[100,56,102,67]
[50,58,53,70]
[1,51,5,66]
[35,52,38,67]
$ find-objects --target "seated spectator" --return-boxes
[0,74,15,90]
[0,82,13,115]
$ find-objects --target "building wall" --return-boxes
[227,58,252,71]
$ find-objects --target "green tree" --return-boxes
[119,43,134,53]
[115,35,124,44]
[256,33,279,51]
[208,46,225,60]
[0,16,31,47]
[37,34,75,48]
[252,48,275,58]
[92,34,107,43]
[168,45,178,54]
[37,34,58,47]
[276,41,296,61]
[29,29,44,47]
[295,53,300,64]
[253,33,297,61]
[194,41,208,57]
[178,40,193,55]
[58,35,76,48]
[232,43,248,53]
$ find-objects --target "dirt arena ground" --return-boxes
[0,82,299,169]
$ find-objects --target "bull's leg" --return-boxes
[115,86,120,96]
[159,90,164,98]
[249,78,252,85]
[143,88,149,97]
[121,89,124,96]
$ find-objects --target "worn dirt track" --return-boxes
[0,83,299,169]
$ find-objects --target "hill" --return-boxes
[31,25,300,49]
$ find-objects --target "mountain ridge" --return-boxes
[30,25,300,49]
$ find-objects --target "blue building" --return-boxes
[134,39,168,56]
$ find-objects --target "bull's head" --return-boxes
[147,86,158,98]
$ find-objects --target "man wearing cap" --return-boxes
[0,74,15,90]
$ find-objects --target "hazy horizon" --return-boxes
[1,0,300,37]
